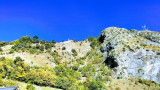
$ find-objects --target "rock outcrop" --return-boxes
[99,27,160,83]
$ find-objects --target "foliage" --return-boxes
[54,64,82,89]
[0,42,9,47]
[79,65,96,77]
[72,64,80,71]
[84,80,106,90]
[71,49,77,56]
[33,35,39,43]
[88,36,100,49]
[19,36,32,44]
[27,68,56,86]
[51,40,56,44]
[62,47,66,50]
[9,49,14,54]
[45,43,51,50]
[26,84,35,90]
[40,39,45,44]
[14,57,23,64]
[0,47,2,52]
[29,48,37,54]
[39,46,44,51]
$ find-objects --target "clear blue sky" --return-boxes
[0,0,160,42]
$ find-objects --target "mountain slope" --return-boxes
[99,27,160,83]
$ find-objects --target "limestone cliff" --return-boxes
[99,27,160,83]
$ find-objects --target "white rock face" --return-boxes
[99,27,160,83]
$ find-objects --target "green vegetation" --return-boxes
[88,36,100,49]
[11,36,55,54]
[33,35,39,43]
[0,42,9,47]
[62,47,66,50]
[40,39,45,44]
[9,49,14,54]
[71,49,77,56]
[0,34,160,90]
[0,47,2,52]
[26,84,35,90]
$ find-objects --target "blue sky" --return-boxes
[0,0,160,42]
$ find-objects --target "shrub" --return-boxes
[45,43,51,50]
[9,49,14,54]
[0,47,2,52]
[51,40,56,44]
[90,42,96,49]
[32,35,39,43]
[14,57,23,64]
[72,64,79,71]
[27,69,56,86]
[88,36,96,42]
[87,80,106,90]
[39,46,44,51]
[26,84,35,90]
[62,47,66,50]
[157,52,160,55]
[71,49,77,56]
[19,36,32,44]
[29,48,37,54]
[140,43,147,47]
[40,39,45,44]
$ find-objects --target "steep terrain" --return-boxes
[99,27,160,83]
[0,27,160,90]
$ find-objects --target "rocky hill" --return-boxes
[0,27,160,90]
[99,27,160,83]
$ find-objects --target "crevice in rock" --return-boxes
[106,42,114,52]
[104,55,118,68]
[99,34,106,43]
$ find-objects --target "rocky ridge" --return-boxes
[99,27,160,83]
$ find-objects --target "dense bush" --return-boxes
[72,64,80,71]
[39,46,44,51]
[26,84,35,90]
[32,35,39,43]
[9,49,14,54]
[27,69,56,86]
[0,42,9,47]
[40,39,45,44]
[88,36,100,49]
[14,57,23,64]
[19,36,32,44]
[79,65,96,77]
[62,47,66,50]
[54,64,82,89]
[51,40,56,44]
[45,43,51,50]
[0,47,2,52]
[85,80,106,90]
[71,49,77,56]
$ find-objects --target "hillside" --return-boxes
[0,27,160,90]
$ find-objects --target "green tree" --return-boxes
[62,47,66,50]
[40,39,45,44]
[14,57,23,64]
[51,40,56,44]
[71,49,77,56]
[39,46,44,51]
[9,49,14,54]
[33,35,39,43]
[19,36,32,44]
